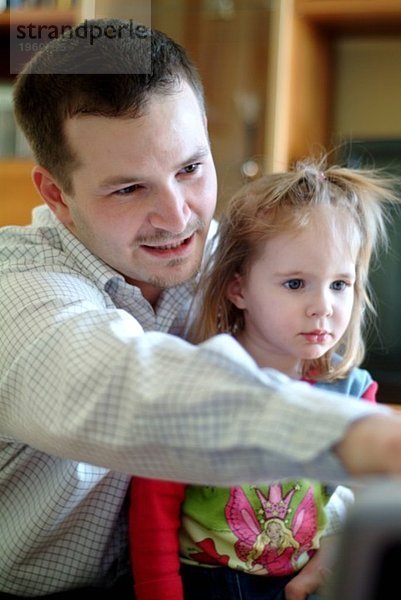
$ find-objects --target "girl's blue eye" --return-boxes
[331,280,347,291]
[284,279,303,290]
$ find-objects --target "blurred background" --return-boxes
[1,0,401,402]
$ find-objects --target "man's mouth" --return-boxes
[146,238,190,250]
[141,233,195,256]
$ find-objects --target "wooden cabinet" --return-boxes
[265,0,401,172]
[0,159,42,226]
[0,7,76,224]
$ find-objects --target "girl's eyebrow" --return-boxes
[274,271,304,277]
[275,270,356,279]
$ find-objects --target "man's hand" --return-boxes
[335,413,401,475]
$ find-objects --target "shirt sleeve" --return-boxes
[129,478,186,600]
[0,270,390,485]
[323,485,355,536]
[361,380,378,403]
[322,375,378,536]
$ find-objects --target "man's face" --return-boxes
[58,82,217,304]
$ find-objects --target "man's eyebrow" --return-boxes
[174,145,211,170]
[97,145,211,190]
[185,145,211,161]
[98,175,141,190]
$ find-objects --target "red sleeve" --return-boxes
[129,477,187,600]
[362,380,378,403]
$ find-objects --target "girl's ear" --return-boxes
[226,273,247,309]
[32,165,74,227]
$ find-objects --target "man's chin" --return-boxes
[149,265,200,290]
[130,258,200,291]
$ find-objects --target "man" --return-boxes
[1,17,400,598]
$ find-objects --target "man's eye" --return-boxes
[181,163,201,175]
[284,279,303,290]
[115,184,142,196]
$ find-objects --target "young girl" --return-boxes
[129,159,396,600]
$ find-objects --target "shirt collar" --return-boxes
[32,205,198,321]
[33,205,128,291]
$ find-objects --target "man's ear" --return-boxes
[226,273,247,310]
[32,165,74,227]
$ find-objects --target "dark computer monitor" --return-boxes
[323,479,401,600]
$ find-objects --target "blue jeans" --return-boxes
[181,563,322,600]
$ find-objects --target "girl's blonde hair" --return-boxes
[188,156,398,381]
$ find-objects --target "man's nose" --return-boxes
[148,185,191,233]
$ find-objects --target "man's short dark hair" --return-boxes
[13,19,206,193]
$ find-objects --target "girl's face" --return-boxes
[227,207,358,378]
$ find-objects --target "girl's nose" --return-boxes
[306,291,333,318]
